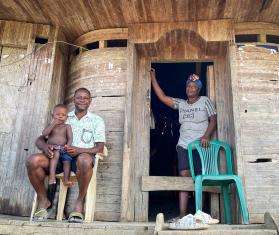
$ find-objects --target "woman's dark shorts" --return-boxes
[176,145,202,175]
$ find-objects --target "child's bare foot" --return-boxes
[63,178,74,187]
[66,181,74,187]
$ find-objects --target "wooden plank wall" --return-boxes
[47,29,69,119]
[0,20,68,216]
[229,44,279,223]
[66,48,128,221]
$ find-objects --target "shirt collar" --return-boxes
[68,110,92,120]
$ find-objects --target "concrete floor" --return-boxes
[0,214,278,235]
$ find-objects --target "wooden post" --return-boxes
[206,64,220,220]
[132,56,150,222]
[99,40,107,48]
[120,42,137,221]
[258,34,267,43]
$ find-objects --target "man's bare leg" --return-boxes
[74,153,93,213]
[26,153,51,209]
[179,170,191,217]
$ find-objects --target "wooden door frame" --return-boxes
[140,59,221,221]
[121,24,236,222]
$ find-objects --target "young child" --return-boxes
[41,104,73,201]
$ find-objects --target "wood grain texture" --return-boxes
[142,176,220,193]
[133,25,236,222]
[0,25,66,216]
[129,20,233,44]
[120,42,138,221]
[66,47,128,221]
[136,29,229,61]
[235,22,279,36]
[0,1,279,41]
[229,44,279,223]
[74,28,128,47]
[131,56,150,222]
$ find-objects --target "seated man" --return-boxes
[26,87,105,222]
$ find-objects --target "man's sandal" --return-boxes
[68,211,84,223]
[33,208,49,222]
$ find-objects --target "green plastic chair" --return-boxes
[187,139,249,224]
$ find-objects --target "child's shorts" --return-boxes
[53,145,72,162]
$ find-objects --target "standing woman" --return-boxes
[150,68,217,217]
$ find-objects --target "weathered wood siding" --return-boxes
[230,44,279,223]
[0,44,52,215]
[67,48,128,221]
[0,21,68,216]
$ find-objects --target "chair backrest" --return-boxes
[187,140,233,180]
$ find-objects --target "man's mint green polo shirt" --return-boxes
[66,110,106,148]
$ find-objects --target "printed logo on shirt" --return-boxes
[180,107,203,119]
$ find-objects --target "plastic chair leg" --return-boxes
[195,177,203,212]
[235,178,249,224]
[222,185,232,224]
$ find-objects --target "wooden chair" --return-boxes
[30,146,108,222]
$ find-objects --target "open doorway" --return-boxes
[148,62,213,221]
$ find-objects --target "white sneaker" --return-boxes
[194,210,219,224]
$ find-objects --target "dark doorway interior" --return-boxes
[149,62,213,221]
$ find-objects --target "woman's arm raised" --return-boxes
[150,68,175,108]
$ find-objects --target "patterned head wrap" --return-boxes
[186,74,202,91]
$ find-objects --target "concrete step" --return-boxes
[155,213,278,235]
[0,213,278,235]
[0,215,154,235]
[158,224,277,235]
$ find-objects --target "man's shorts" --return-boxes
[56,154,95,174]
[176,145,202,175]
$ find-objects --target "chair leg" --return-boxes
[84,176,95,222]
[222,185,232,224]
[234,178,249,224]
[56,179,68,221]
[30,193,38,222]
[84,157,99,223]
[195,177,203,212]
